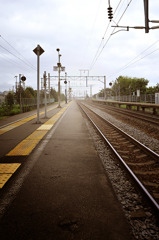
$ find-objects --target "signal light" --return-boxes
[107,6,113,21]
[21,76,26,81]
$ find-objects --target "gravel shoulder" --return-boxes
[82,102,159,240]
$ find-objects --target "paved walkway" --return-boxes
[0,101,133,239]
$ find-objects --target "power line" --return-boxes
[108,40,159,79]
[0,35,36,71]
[89,1,125,70]
[0,51,29,70]
[90,0,133,70]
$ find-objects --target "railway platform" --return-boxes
[0,101,133,239]
[93,99,159,115]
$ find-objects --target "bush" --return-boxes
[0,107,5,116]
[0,104,20,116]
[10,108,20,115]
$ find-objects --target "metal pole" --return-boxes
[19,74,22,112]
[69,81,70,102]
[65,72,67,104]
[33,44,44,123]
[119,82,120,102]
[44,71,47,118]
[104,76,106,100]
[57,52,61,108]
[14,76,18,92]
[37,47,40,123]
[143,0,149,33]
[48,73,50,104]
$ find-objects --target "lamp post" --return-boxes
[56,48,62,108]
[64,72,67,104]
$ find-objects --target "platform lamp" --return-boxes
[56,48,62,108]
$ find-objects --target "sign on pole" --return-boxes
[53,66,58,71]
[61,67,65,72]
[33,44,44,123]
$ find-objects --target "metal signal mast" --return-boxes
[110,0,159,34]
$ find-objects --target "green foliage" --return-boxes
[10,107,20,115]
[14,85,25,104]
[0,104,20,116]
[5,92,14,108]
[24,87,36,98]
[146,84,159,94]
[111,76,149,96]
[0,87,59,117]
[50,88,58,102]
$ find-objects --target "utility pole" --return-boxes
[54,48,65,108]
[69,81,71,102]
[19,74,22,112]
[111,0,159,33]
[48,73,50,104]
[57,49,61,108]
[14,76,18,92]
[104,76,106,100]
[143,0,149,33]
[65,72,67,104]
[43,71,47,118]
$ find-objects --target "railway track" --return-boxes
[79,102,159,211]
[90,101,159,126]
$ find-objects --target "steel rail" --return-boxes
[91,101,159,126]
[79,102,159,211]
[84,103,159,160]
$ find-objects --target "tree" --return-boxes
[14,85,25,104]
[50,88,58,102]
[111,76,149,96]
[24,87,36,98]
[5,92,14,108]
[146,83,159,94]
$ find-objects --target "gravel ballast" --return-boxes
[82,103,159,240]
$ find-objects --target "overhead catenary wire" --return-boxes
[90,0,133,70]
[89,0,123,70]
[90,0,123,68]
[0,50,31,71]
[108,40,159,79]
[0,35,36,71]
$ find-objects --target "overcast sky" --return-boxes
[0,0,159,95]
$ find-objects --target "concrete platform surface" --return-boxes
[0,101,133,240]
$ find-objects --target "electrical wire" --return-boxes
[90,0,133,70]
[0,35,36,71]
[89,0,123,70]
[89,0,123,69]
[107,40,159,79]
[0,51,29,71]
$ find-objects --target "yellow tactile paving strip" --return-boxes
[0,163,21,188]
[6,103,71,156]
[0,103,71,188]
[0,105,58,136]
[0,163,21,173]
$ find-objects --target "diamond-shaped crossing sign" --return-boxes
[33,45,44,56]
